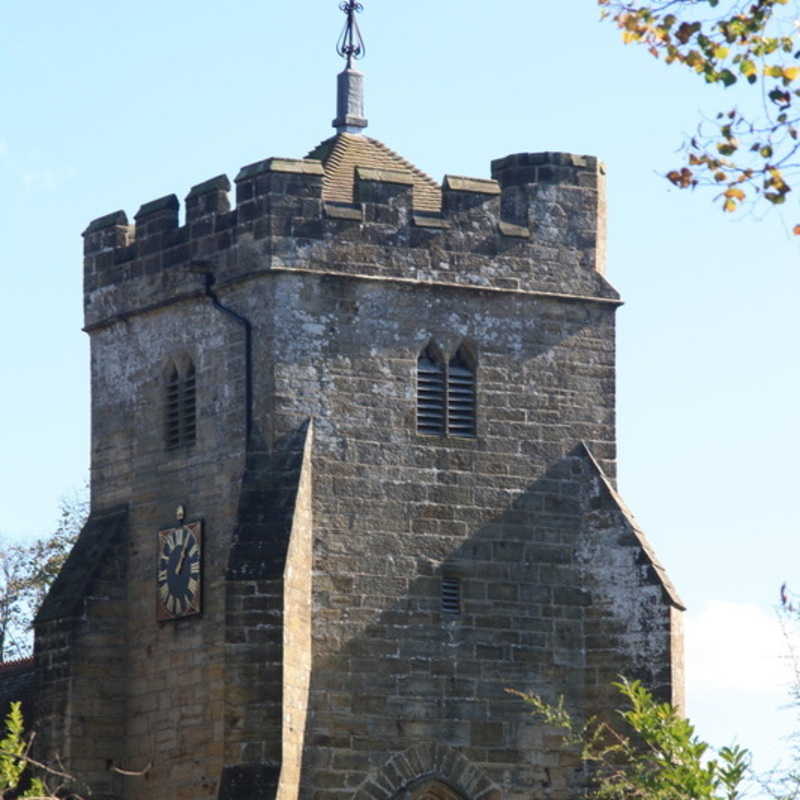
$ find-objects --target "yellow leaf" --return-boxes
[724,187,746,201]
[714,46,729,59]
[783,67,800,82]
[723,198,737,212]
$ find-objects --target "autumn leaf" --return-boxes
[667,167,695,188]
[676,21,701,44]
[601,0,800,218]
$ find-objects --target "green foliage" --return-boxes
[0,483,88,661]
[0,702,46,797]
[599,0,800,222]
[510,678,750,800]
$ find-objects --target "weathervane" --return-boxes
[336,1,366,69]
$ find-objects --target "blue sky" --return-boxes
[2,0,799,780]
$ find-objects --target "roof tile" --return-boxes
[306,133,442,212]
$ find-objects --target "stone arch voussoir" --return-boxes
[352,742,502,800]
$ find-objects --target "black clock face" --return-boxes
[157,522,202,620]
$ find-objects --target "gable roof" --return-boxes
[579,443,685,610]
[306,133,442,212]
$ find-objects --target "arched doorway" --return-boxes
[358,743,498,800]
[396,779,468,800]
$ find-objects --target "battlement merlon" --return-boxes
[82,151,615,330]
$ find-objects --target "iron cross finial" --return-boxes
[336,1,365,69]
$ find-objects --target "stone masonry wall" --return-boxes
[85,298,250,800]
[81,152,616,339]
[256,271,679,800]
[44,146,684,800]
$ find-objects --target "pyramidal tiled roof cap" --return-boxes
[306,132,443,213]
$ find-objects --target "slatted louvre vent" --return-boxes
[441,576,461,615]
[165,369,182,451]
[417,351,446,435]
[417,344,477,438]
[165,362,197,452]
[447,354,476,438]
[183,365,197,447]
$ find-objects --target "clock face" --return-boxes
[157,521,202,621]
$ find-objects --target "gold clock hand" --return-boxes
[175,531,190,576]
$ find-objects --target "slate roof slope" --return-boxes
[306,133,442,212]
[35,506,128,624]
[580,442,685,610]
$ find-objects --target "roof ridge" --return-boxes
[0,657,34,672]
[322,136,355,202]
[367,137,440,191]
[304,135,337,162]
[302,133,443,212]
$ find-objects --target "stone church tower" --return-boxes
[31,7,684,800]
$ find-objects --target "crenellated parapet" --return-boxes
[83,150,616,330]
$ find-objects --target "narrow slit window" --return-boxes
[417,347,446,435]
[441,576,461,615]
[447,351,476,438]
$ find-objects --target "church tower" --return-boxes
[32,5,684,800]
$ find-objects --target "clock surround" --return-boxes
[156,520,203,621]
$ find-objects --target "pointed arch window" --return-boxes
[416,343,477,438]
[447,350,476,438]
[417,346,446,436]
[165,361,197,451]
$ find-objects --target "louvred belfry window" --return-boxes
[183,364,197,447]
[165,362,197,451]
[447,351,476,438]
[417,344,477,438]
[417,347,446,435]
[165,368,182,450]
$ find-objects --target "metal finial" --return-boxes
[336,1,365,69]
